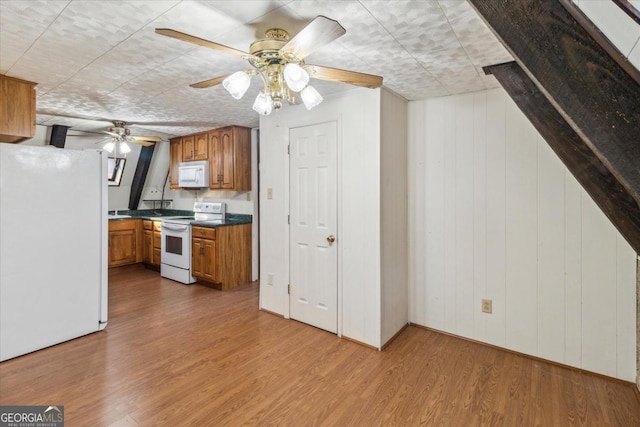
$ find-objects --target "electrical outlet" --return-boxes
[267,274,274,286]
[267,188,273,199]
[482,299,492,314]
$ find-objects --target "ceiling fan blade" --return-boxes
[131,136,162,142]
[280,16,346,59]
[305,65,383,89]
[155,28,255,59]
[134,140,155,147]
[190,75,229,89]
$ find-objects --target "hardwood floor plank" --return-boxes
[1,264,638,425]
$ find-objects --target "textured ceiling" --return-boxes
[0,0,512,139]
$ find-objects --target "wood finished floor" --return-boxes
[1,264,639,426]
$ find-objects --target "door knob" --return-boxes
[327,235,336,244]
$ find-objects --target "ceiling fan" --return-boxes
[89,120,162,155]
[155,15,383,115]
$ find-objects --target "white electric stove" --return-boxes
[160,202,225,284]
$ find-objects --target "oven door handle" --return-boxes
[161,223,190,232]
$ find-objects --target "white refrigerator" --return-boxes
[0,143,108,362]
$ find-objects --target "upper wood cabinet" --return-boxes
[194,132,208,160]
[169,137,182,189]
[182,135,195,161]
[0,75,37,143]
[209,126,251,191]
[168,125,251,191]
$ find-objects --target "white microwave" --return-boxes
[178,161,209,188]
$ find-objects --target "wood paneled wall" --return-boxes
[380,89,409,345]
[408,88,636,381]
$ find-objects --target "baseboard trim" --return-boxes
[259,308,284,318]
[381,323,410,351]
[410,322,637,388]
[341,335,378,351]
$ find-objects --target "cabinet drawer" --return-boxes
[109,219,138,232]
[143,220,152,230]
[192,226,216,240]
[153,221,162,232]
[153,231,161,248]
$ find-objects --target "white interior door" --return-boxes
[289,121,338,333]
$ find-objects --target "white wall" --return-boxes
[380,89,409,345]
[408,88,637,381]
[259,87,384,347]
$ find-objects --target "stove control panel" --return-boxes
[193,201,226,215]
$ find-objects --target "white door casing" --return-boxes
[289,121,338,333]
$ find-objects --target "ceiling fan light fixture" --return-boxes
[119,141,131,154]
[300,85,323,110]
[283,63,309,92]
[253,92,273,115]
[103,141,115,153]
[222,71,252,100]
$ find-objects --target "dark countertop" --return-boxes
[108,209,252,228]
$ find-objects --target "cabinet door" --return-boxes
[169,138,182,189]
[0,75,36,143]
[194,132,208,160]
[142,229,153,264]
[192,237,204,277]
[208,130,222,189]
[192,236,216,282]
[220,128,235,189]
[108,229,137,267]
[182,135,195,161]
[202,238,216,281]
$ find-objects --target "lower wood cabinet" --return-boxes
[109,219,251,289]
[142,220,162,269]
[192,226,217,282]
[192,223,251,290]
[108,219,142,267]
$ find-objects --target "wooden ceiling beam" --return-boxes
[485,61,640,253]
[468,0,640,209]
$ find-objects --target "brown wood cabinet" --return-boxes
[169,137,182,189]
[209,126,251,191]
[192,226,217,282]
[182,135,195,161]
[0,75,37,143]
[143,228,153,264]
[108,219,142,267]
[178,133,207,164]
[194,132,208,160]
[153,221,161,266]
[142,220,162,269]
[191,223,251,290]
[169,125,251,191]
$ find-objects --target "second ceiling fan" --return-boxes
[98,120,162,155]
[156,15,383,115]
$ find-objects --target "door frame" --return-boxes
[283,117,343,337]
